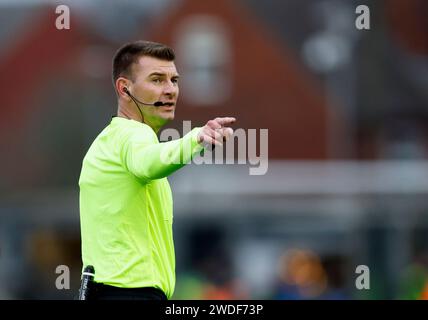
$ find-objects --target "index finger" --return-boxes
[214,117,236,126]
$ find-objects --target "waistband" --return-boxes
[91,282,168,300]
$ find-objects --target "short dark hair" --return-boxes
[112,40,175,85]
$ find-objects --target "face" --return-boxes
[128,55,179,129]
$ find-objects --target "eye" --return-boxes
[171,78,179,84]
[152,78,162,83]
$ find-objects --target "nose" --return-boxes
[163,80,178,97]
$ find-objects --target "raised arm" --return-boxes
[123,117,236,182]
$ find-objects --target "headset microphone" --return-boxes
[123,87,165,107]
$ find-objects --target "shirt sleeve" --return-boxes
[121,127,204,183]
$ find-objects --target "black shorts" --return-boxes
[89,282,168,300]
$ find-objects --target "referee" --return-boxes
[78,40,235,300]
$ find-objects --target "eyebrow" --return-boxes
[148,72,180,78]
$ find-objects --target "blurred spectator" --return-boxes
[272,248,349,300]
[272,249,327,299]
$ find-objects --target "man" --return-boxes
[78,40,235,300]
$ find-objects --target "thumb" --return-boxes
[196,127,204,144]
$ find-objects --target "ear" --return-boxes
[115,77,131,99]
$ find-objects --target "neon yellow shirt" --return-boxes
[79,117,203,299]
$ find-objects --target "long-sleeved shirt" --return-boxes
[79,116,203,299]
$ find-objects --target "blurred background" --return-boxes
[1,0,428,299]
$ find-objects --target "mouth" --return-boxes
[161,102,175,107]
